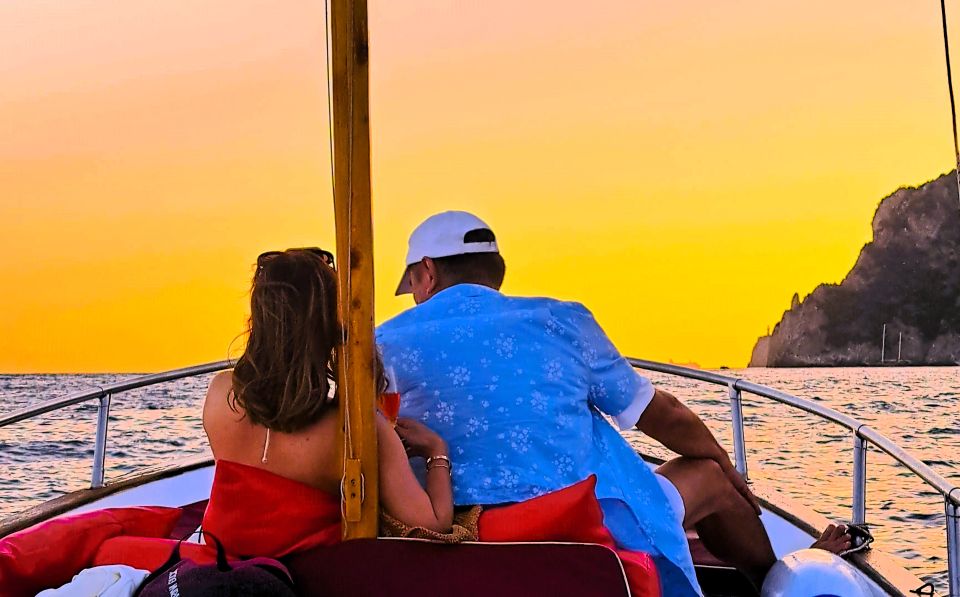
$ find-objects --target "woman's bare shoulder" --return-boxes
[203,370,240,422]
[209,370,233,391]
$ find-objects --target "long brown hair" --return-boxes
[231,249,339,433]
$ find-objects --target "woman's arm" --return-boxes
[377,416,453,532]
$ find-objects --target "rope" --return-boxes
[940,0,960,209]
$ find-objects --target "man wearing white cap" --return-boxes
[392,211,504,302]
[378,211,850,595]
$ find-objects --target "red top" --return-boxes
[202,460,342,558]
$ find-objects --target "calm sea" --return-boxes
[1,368,958,591]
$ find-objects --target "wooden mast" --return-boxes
[330,0,378,539]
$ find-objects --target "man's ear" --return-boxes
[421,257,440,295]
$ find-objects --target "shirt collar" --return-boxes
[429,283,499,302]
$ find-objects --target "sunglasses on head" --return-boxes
[257,247,336,271]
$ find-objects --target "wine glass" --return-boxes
[377,366,400,427]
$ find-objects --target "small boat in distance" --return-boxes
[880,325,913,366]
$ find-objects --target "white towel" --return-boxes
[36,564,150,597]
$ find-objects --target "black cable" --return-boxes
[324,0,337,202]
[939,0,960,208]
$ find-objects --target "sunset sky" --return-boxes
[2,0,958,372]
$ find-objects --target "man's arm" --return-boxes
[637,388,760,514]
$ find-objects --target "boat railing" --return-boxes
[0,360,233,488]
[627,357,960,596]
[0,358,957,593]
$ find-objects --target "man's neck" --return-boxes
[425,281,499,302]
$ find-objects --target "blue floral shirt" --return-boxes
[376,284,701,596]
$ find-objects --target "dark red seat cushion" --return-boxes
[285,538,631,597]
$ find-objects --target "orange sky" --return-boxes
[2,0,959,372]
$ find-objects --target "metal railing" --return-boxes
[0,360,233,488]
[0,358,957,593]
[627,357,960,597]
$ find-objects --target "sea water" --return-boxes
[0,367,957,591]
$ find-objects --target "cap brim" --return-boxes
[395,264,414,296]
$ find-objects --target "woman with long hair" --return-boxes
[201,248,452,557]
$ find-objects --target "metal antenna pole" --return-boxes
[881,324,886,363]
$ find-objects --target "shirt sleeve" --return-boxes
[562,303,656,430]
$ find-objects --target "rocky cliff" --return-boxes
[750,172,960,367]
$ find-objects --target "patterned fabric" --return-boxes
[380,506,482,542]
[376,284,701,596]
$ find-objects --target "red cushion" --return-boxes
[478,476,611,545]
[478,476,660,597]
[617,549,662,597]
[0,506,181,597]
[93,536,216,571]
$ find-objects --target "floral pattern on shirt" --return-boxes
[377,284,701,596]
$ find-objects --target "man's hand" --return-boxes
[720,461,761,516]
[638,388,762,516]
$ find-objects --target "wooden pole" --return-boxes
[330,0,378,540]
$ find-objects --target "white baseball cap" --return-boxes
[395,210,499,295]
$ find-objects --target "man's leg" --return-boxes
[656,457,853,589]
[656,457,776,587]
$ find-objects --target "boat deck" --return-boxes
[0,360,955,595]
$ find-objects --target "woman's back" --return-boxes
[201,369,344,558]
[202,370,341,495]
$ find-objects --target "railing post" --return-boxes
[947,497,959,597]
[852,434,867,525]
[91,394,111,489]
[728,382,748,479]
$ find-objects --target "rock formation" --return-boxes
[750,172,960,366]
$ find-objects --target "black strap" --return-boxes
[203,530,231,572]
[132,529,231,595]
[131,541,182,597]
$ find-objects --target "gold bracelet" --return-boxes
[426,455,451,473]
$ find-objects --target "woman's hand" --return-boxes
[395,417,448,459]
[378,417,454,532]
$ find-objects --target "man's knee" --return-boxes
[675,457,737,508]
[694,458,729,489]
[669,456,725,481]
